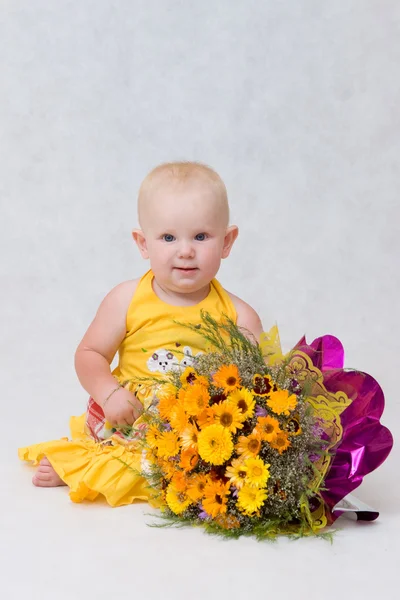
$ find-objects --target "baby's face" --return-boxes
[135,181,235,297]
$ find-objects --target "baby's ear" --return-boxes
[222,225,239,258]
[132,229,149,259]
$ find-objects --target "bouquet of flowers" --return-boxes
[137,312,392,540]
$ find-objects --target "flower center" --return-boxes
[248,439,260,452]
[253,466,263,476]
[237,399,248,412]
[265,424,274,434]
[238,470,246,478]
[226,376,237,386]
[215,494,223,504]
[220,412,233,427]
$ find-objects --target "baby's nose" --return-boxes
[177,241,195,258]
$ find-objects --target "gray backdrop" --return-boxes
[1,2,399,599]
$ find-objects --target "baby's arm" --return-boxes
[74,280,142,426]
[227,291,264,342]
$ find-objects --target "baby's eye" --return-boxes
[195,233,207,241]
[162,234,175,242]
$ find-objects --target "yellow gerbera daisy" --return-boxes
[213,400,245,434]
[252,373,273,396]
[266,389,297,416]
[146,424,162,448]
[169,402,189,432]
[159,458,176,480]
[179,447,199,472]
[196,407,215,429]
[228,388,256,420]
[243,456,270,488]
[180,423,200,450]
[235,432,262,458]
[212,364,241,394]
[187,473,209,502]
[165,483,192,515]
[225,458,248,489]
[156,430,180,459]
[237,485,268,515]
[269,431,291,454]
[254,415,281,442]
[184,383,210,416]
[197,424,234,465]
[202,480,231,518]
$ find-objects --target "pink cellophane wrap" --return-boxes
[294,334,393,523]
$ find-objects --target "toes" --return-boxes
[39,457,51,467]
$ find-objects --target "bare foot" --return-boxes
[32,457,66,488]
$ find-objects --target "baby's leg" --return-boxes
[32,457,66,488]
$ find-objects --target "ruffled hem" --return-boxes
[18,414,156,507]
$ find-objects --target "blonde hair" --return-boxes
[138,161,229,225]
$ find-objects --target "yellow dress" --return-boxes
[19,270,237,507]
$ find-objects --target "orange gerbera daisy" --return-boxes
[266,389,297,416]
[184,383,210,416]
[171,470,188,492]
[235,432,262,458]
[254,415,281,442]
[196,407,215,429]
[225,458,248,489]
[187,473,209,501]
[158,393,178,421]
[179,447,199,471]
[212,365,241,394]
[169,402,189,431]
[202,480,231,518]
[269,431,291,454]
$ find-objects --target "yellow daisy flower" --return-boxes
[266,389,297,416]
[187,473,209,502]
[197,424,234,465]
[156,430,180,459]
[243,456,270,488]
[235,432,262,458]
[159,458,176,480]
[237,485,268,515]
[179,447,199,472]
[269,431,291,454]
[180,423,200,450]
[196,407,216,429]
[254,415,281,442]
[225,458,248,489]
[213,399,245,434]
[212,364,241,394]
[165,483,192,515]
[202,480,231,518]
[228,388,256,420]
[184,383,211,416]
[146,424,162,448]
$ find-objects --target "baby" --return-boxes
[20,162,263,505]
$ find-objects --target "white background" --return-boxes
[1,1,399,599]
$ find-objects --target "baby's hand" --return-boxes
[103,388,143,427]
